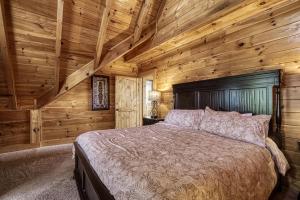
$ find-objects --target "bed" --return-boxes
[74,70,285,200]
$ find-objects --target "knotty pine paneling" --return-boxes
[41,76,115,145]
[105,0,161,50]
[0,58,136,151]
[5,0,56,106]
[0,0,159,109]
[59,0,161,79]
[0,61,10,110]
[138,2,300,189]
[155,0,243,46]
[0,110,30,147]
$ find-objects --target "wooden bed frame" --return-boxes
[74,70,282,200]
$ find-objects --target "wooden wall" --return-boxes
[4,0,57,109]
[41,75,115,146]
[154,0,242,46]
[0,56,137,152]
[0,0,159,109]
[0,110,30,147]
[138,2,300,189]
[0,75,116,151]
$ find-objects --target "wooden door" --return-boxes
[115,76,142,128]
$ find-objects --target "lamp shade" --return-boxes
[149,90,161,101]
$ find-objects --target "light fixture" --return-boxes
[149,90,161,119]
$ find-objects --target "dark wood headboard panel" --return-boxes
[173,70,282,147]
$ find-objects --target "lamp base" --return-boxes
[151,101,158,119]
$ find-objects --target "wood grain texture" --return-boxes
[0,110,30,149]
[137,1,300,190]
[0,0,17,109]
[41,76,115,144]
[54,0,64,93]
[95,0,112,68]
[0,0,162,109]
[125,0,296,63]
[30,109,42,145]
[5,0,57,107]
[37,21,155,109]
[115,76,142,128]
[97,26,155,72]
[133,0,152,43]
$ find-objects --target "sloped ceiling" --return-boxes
[2,0,287,110]
[0,0,161,109]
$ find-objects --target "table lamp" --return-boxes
[149,90,161,119]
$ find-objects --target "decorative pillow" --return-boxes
[164,109,205,129]
[200,107,271,147]
[266,137,290,175]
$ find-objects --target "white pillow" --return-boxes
[164,109,205,129]
[241,113,253,116]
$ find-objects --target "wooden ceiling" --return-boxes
[0,0,162,109]
[0,0,296,110]
[125,0,297,65]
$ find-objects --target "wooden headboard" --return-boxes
[173,70,282,147]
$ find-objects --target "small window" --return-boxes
[144,80,153,116]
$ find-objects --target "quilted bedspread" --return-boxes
[76,123,277,200]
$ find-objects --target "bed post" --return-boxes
[275,85,282,149]
[274,72,284,193]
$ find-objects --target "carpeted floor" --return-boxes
[0,144,80,200]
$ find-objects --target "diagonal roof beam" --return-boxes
[95,0,112,69]
[97,27,155,72]
[54,0,64,94]
[155,0,166,28]
[0,0,17,109]
[36,24,156,108]
[133,0,152,44]
[125,0,297,63]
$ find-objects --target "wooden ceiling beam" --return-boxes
[0,0,17,109]
[36,24,156,108]
[95,0,112,69]
[97,25,155,72]
[54,0,64,94]
[133,0,152,44]
[125,0,297,63]
[155,0,166,27]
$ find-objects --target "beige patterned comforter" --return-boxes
[76,123,277,200]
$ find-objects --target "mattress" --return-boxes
[76,122,277,200]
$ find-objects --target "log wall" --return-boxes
[0,110,30,147]
[0,75,116,151]
[40,76,115,146]
[138,2,300,189]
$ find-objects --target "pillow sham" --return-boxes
[205,107,269,136]
[266,137,290,175]
[200,107,271,147]
[164,109,205,129]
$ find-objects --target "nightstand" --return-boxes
[143,117,164,125]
